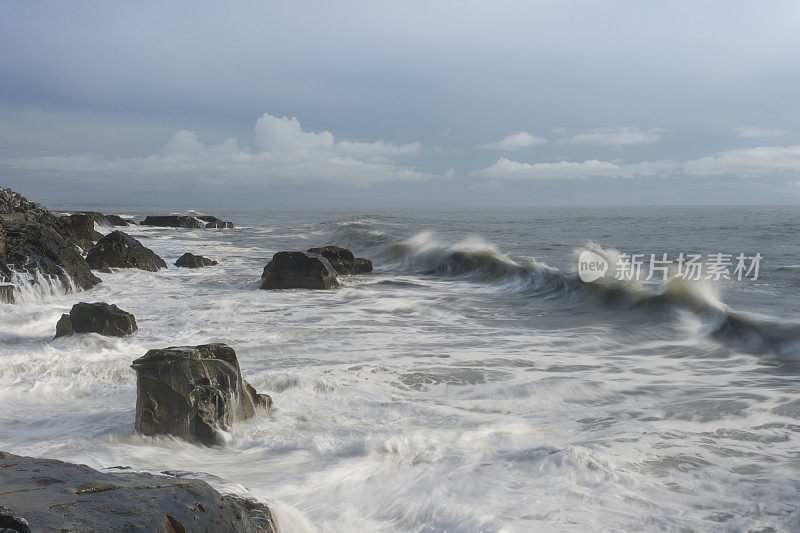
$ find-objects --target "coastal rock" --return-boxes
[55,313,74,337]
[131,344,272,445]
[0,284,14,304]
[55,302,137,338]
[0,451,275,533]
[58,213,104,250]
[0,188,101,291]
[141,215,205,228]
[260,251,339,290]
[175,252,218,268]
[86,231,167,271]
[307,245,373,275]
[197,215,234,229]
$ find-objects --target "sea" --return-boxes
[1,205,799,532]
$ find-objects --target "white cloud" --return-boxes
[471,157,677,180]
[683,145,800,177]
[561,127,662,147]
[3,113,445,188]
[732,126,791,138]
[477,132,547,151]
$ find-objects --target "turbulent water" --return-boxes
[2,205,800,532]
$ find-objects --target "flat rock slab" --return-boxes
[0,451,275,532]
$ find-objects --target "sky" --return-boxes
[1,0,800,206]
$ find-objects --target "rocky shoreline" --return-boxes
[1,187,378,531]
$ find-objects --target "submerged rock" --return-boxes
[141,215,205,228]
[307,245,373,275]
[0,451,275,533]
[86,231,167,271]
[131,344,271,446]
[0,188,101,291]
[175,252,218,268]
[55,302,138,338]
[260,251,339,290]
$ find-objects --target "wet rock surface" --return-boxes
[86,231,167,271]
[0,284,14,304]
[0,451,275,533]
[197,215,234,229]
[175,253,218,268]
[54,302,138,338]
[58,213,104,250]
[132,344,272,445]
[307,245,373,275]
[260,251,339,290]
[141,215,205,229]
[0,188,101,291]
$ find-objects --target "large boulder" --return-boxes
[86,231,167,271]
[54,302,138,338]
[141,215,205,228]
[175,252,218,268]
[131,344,272,446]
[58,213,104,250]
[0,451,276,533]
[260,251,339,290]
[0,188,101,291]
[307,245,373,275]
[197,215,234,229]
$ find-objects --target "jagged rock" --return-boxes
[58,213,104,250]
[55,302,137,338]
[0,451,275,533]
[86,231,167,271]
[197,215,234,229]
[307,245,373,275]
[0,188,101,291]
[175,253,218,268]
[141,215,205,228]
[0,284,14,304]
[260,251,339,290]
[55,313,74,337]
[132,344,272,445]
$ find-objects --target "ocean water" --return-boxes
[1,205,800,532]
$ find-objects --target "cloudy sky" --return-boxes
[2,1,800,206]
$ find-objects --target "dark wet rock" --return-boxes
[55,302,137,338]
[86,231,167,271]
[307,245,373,275]
[0,188,101,291]
[197,216,234,229]
[0,284,14,304]
[0,451,275,533]
[58,213,104,250]
[141,215,205,228]
[175,253,218,268]
[55,313,74,337]
[65,210,132,227]
[260,251,339,290]
[132,344,272,446]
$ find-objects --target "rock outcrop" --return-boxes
[54,302,138,338]
[58,213,104,250]
[307,245,373,275]
[197,215,234,229]
[141,215,234,229]
[141,215,205,229]
[86,231,167,271]
[65,211,132,227]
[0,188,102,291]
[132,344,271,446]
[0,451,276,533]
[175,253,218,268]
[0,284,14,304]
[260,251,339,290]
